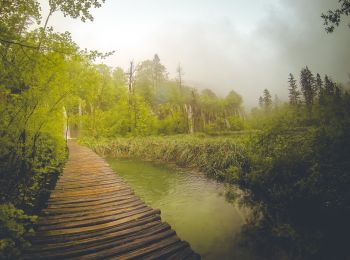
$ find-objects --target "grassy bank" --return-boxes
[79,134,252,183]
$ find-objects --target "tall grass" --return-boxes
[79,135,252,182]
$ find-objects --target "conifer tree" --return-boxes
[324,75,335,96]
[258,96,264,108]
[152,54,167,89]
[288,73,300,105]
[316,73,323,97]
[300,66,316,110]
[263,89,272,110]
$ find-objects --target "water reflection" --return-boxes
[107,158,254,260]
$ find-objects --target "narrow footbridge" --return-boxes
[25,141,200,259]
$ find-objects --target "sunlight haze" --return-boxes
[40,0,350,108]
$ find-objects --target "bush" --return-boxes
[0,204,37,259]
[0,133,67,258]
[236,109,350,259]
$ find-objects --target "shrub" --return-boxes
[0,204,37,259]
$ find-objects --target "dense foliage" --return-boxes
[0,204,37,259]
[235,68,350,259]
[68,57,246,138]
[0,0,106,257]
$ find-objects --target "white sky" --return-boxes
[39,0,350,108]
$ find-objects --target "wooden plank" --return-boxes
[38,207,156,231]
[36,209,161,236]
[42,198,143,220]
[50,186,131,198]
[28,220,162,252]
[27,224,173,259]
[47,189,134,205]
[30,215,162,244]
[70,229,176,260]
[45,195,138,211]
[24,141,200,259]
[39,202,148,226]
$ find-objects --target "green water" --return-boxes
[107,158,253,260]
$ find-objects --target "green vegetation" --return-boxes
[236,69,350,259]
[82,67,350,259]
[1,0,349,259]
[72,59,245,138]
[0,204,37,259]
[80,134,250,182]
[0,0,106,257]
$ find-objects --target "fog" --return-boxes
[41,0,350,108]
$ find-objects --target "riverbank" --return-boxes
[79,124,350,260]
[79,134,252,183]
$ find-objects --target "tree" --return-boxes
[152,54,167,89]
[324,75,335,96]
[135,55,167,105]
[300,66,316,110]
[176,63,184,89]
[0,0,41,43]
[315,73,323,97]
[321,0,350,33]
[288,73,300,106]
[46,0,106,24]
[225,90,243,116]
[0,0,107,217]
[263,89,272,110]
[259,96,264,108]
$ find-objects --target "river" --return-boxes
[107,158,254,260]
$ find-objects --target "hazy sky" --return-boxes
[40,0,350,108]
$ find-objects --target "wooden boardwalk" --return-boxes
[24,141,200,259]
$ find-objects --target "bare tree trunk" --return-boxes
[185,104,194,134]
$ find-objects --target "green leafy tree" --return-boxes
[0,0,107,257]
[322,0,350,33]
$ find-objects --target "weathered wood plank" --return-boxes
[28,221,162,252]
[39,202,147,226]
[24,141,200,259]
[31,215,162,244]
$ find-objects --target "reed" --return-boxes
[79,135,251,182]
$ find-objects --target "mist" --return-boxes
[42,0,350,108]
